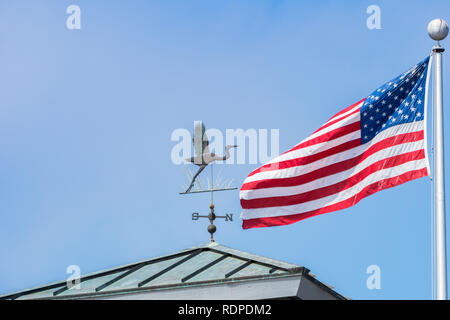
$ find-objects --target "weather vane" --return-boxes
[180,121,237,241]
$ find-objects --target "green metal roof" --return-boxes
[0,242,345,300]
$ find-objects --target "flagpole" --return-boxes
[428,19,449,300]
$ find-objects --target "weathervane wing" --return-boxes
[193,121,209,156]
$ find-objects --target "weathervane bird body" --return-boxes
[184,121,237,194]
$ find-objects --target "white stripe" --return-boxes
[256,110,360,169]
[244,121,424,184]
[292,111,360,147]
[322,100,364,127]
[240,138,424,200]
[258,129,360,168]
[241,159,427,219]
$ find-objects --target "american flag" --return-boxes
[240,56,431,229]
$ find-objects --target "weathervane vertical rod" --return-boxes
[433,43,447,300]
[211,164,214,204]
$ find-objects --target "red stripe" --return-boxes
[241,149,425,209]
[247,121,361,177]
[242,139,360,189]
[241,130,424,191]
[290,122,361,153]
[313,108,360,135]
[243,139,361,185]
[242,167,428,229]
[326,98,365,121]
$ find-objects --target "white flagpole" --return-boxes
[428,19,449,300]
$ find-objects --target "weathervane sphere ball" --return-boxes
[208,224,216,234]
[427,19,449,41]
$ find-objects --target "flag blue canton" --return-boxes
[360,56,430,144]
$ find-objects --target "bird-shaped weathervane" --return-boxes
[181,121,237,194]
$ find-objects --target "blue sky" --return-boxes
[0,0,449,299]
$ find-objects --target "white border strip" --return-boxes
[424,53,433,178]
